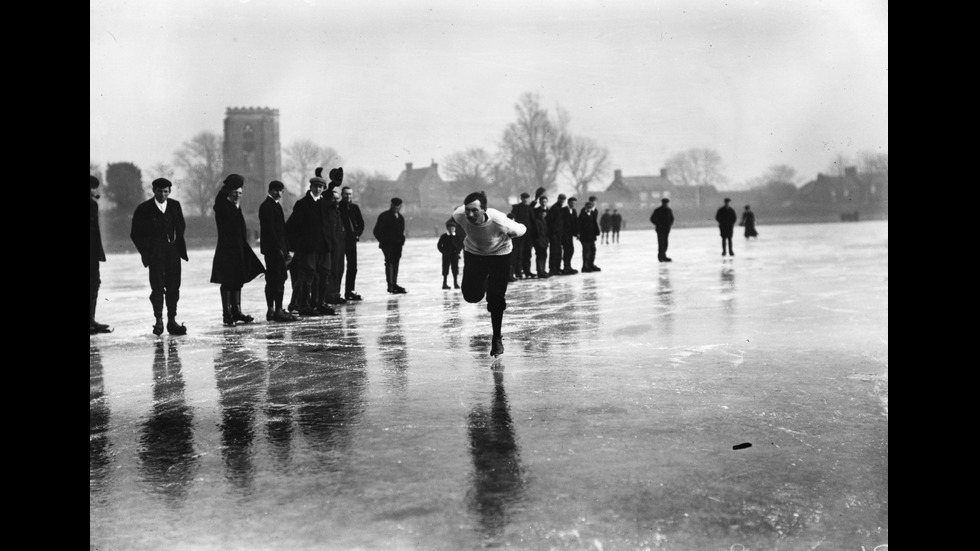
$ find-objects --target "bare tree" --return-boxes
[664,148,727,207]
[499,93,569,196]
[563,135,610,197]
[443,148,493,188]
[826,153,851,179]
[173,131,223,218]
[857,150,888,177]
[283,140,342,196]
[103,162,146,215]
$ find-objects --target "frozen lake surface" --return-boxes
[90,221,887,550]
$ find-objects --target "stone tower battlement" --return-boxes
[223,107,282,224]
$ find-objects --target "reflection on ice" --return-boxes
[91,221,888,550]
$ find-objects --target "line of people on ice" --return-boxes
[91,171,758,344]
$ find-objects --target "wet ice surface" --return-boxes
[90,221,888,550]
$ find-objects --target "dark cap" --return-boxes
[724,197,732,203]
[445,219,457,229]
[222,174,244,190]
[90,175,99,189]
[557,193,567,200]
[309,176,327,187]
[152,178,173,190]
[520,192,530,199]
[329,167,344,185]
[391,197,403,206]
[268,180,285,191]
[534,186,546,198]
[662,198,670,204]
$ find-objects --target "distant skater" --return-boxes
[90,175,112,334]
[437,220,462,289]
[374,197,408,294]
[452,191,527,358]
[649,198,674,262]
[599,208,612,244]
[715,198,738,256]
[130,178,189,335]
[211,174,265,326]
[611,209,623,243]
[740,205,758,239]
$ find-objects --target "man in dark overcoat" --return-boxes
[373,197,407,294]
[650,198,674,262]
[611,209,623,243]
[508,192,533,280]
[130,178,189,335]
[587,195,602,270]
[286,172,334,316]
[547,193,566,276]
[715,197,738,257]
[561,197,579,274]
[90,175,112,334]
[599,208,612,245]
[339,177,365,301]
[211,174,265,325]
[322,178,347,305]
[577,201,601,272]
[259,180,294,322]
[529,195,550,278]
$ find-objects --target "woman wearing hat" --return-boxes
[211,174,265,325]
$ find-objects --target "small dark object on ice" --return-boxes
[733,442,752,450]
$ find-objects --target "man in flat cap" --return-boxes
[286,170,335,316]
[561,196,579,275]
[373,197,407,293]
[508,192,533,280]
[547,194,567,276]
[260,180,295,322]
[322,174,347,305]
[90,175,112,334]
[130,177,189,335]
[650,198,674,262]
[211,174,265,325]
[715,197,737,257]
[338,171,365,301]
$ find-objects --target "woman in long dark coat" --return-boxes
[211,174,265,325]
[740,204,759,239]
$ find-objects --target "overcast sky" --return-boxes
[90,0,887,191]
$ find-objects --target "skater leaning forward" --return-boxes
[452,191,527,358]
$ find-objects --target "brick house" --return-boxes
[599,168,677,209]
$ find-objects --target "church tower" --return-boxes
[223,107,282,223]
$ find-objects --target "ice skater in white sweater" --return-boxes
[452,191,527,358]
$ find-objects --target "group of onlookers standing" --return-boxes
[90,171,760,340]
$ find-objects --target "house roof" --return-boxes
[621,175,674,192]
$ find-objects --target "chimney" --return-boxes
[431,159,438,171]
[844,166,857,178]
[406,162,413,173]
[660,168,668,178]
[614,169,622,182]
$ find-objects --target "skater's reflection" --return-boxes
[214,334,265,493]
[90,346,112,497]
[657,267,675,336]
[264,339,296,470]
[466,369,526,541]
[138,339,198,504]
[580,279,601,334]
[720,265,736,333]
[295,317,367,469]
[379,298,408,393]
[442,291,462,348]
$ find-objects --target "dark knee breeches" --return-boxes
[462,251,511,313]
